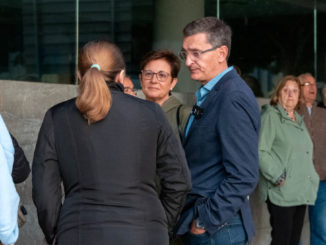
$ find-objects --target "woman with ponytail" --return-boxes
[32,40,191,245]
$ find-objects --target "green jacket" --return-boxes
[161,95,191,140]
[258,104,319,206]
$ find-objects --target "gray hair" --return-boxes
[298,73,314,83]
[183,17,232,59]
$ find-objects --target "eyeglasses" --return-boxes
[141,70,171,82]
[124,87,137,95]
[179,45,220,61]
[301,82,316,87]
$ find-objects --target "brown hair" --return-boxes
[183,17,232,60]
[140,49,180,78]
[76,40,125,124]
[270,75,301,110]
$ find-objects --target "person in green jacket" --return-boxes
[139,50,191,141]
[258,75,319,245]
[140,50,191,245]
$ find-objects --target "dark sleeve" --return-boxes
[32,109,62,244]
[195,92,260,234]
[10,134,31,183]
[155,105,192,231]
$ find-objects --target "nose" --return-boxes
[185,55,193,67]
[150,73,159,83]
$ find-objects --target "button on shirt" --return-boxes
[185,66,234,137]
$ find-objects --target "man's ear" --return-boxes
[217,45,228,62]
[115,69,126,84]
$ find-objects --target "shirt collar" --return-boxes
[196,66,234,102]
[204,66,234,91]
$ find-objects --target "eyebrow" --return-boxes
[181,48,200,52]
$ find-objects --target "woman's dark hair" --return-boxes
[140,50,180,78]
[270,75,301,110]
[76,40,125,124]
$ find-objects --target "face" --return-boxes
[123,77,136,96]
[300,75,317,105]
[182,33,228,85]
[140,59,177,105]
[278,80,300,111]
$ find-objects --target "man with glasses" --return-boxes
[123,76,137,96]
[175,17,260,245]
[298,73,326,245]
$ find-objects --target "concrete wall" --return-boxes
[0,80,309,244]
[0,80,77,245]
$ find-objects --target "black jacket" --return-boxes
[32,83,191,245]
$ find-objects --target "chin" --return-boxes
[190,74,203,81]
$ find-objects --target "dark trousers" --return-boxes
[266,199,306,245]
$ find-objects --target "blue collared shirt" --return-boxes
[184,66,234,137]
[307,106,312,115]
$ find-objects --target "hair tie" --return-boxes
[90,64,101,71]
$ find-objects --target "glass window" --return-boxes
[217,0,325,97]
[2,0,324,95]
[0,0,155,85]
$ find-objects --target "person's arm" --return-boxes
[32,110,62,244]
[258,108,286,184]
[155,105,192,231]
[0,135,19,245]
[10,134,30,184]
[194,92,260,235]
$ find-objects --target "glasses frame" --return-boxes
[300,82,316,87]
[124,87,137,95]
[141,70,171,82]
[179,45,220,61]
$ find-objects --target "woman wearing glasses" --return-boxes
[32,41,191,245]
[258,75,319,245]
[140,50,191,140]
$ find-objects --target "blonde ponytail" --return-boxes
[76,41,125,124]
[76,67,112,124]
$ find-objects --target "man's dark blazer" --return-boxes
[176,69,260,241]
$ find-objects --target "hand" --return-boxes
[190,220,206,235]
[279,179,285,187]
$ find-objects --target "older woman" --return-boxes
[258,75,319,245]
[139,50,190,140]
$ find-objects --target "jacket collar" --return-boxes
[183,69,238,144]
[106,81,124,92]
[196,69,238,110]
[161,95,182,112]
[276,103,304,127]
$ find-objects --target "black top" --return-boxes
[32,83,191,245]
[11,134,30,183]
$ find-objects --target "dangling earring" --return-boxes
[169,89,172,96]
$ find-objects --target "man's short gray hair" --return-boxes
[183,17,232,59]
[298,73,314,83]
